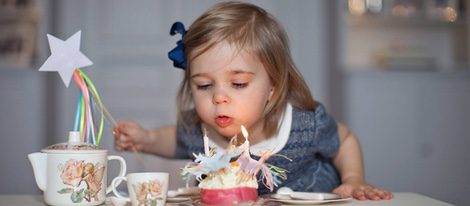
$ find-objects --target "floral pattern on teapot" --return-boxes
[133,179,163,206]
[57,159,105,203]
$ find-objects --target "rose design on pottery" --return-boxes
[133,179,163,206]
[57,159,105,203]
[60,159,84,187]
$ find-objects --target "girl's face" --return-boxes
[189,41,273,139]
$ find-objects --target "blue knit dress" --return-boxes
[174,103,341,194]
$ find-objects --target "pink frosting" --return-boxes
[200,187,258,205]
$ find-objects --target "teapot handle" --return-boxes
[106,155,127,194]
[111,176,131,202]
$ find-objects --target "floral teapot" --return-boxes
[28,132,127,206]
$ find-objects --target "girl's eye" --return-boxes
[232,82,248,89]
[197,84,212,90]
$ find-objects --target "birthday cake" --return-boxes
[198,162,258,205]
[181,126,287,205]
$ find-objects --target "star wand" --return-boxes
[81,70,147,167]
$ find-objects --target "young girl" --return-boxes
[114,1,392,201]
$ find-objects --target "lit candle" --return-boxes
[239,125,251,160]
[241,125,249,140]
[203,128,209,156]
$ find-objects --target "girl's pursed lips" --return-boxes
[215,115,234,127]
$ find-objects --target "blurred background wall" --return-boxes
[0,0,469,205]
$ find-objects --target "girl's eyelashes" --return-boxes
[232,82,248,89]
[193,80,249,90]
[196,84,212,90]
[196,83,247,90]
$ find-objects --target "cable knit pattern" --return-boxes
[174,103,341,194]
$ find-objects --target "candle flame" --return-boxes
[241,125,248,139]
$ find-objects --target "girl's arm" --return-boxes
[333,122,365,186]
[114,121,177,158]
[332,122,392,200]
[141,125,177,158]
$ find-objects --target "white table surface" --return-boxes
[0,193,453,206]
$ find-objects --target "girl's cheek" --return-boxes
[193,93,212,104]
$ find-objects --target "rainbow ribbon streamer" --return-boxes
[72,69,105,146]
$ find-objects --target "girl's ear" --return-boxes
[268,88,274,101]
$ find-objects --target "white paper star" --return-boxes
[38,30,93,87]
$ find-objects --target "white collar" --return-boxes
[207,103,292,156]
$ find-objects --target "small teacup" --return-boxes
[111,172,169,206]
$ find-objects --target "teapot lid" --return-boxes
[41,131,106,154]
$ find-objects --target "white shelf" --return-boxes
[341,67,470,79]
[346,15,466,28]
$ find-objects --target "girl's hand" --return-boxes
[113,120,150,152]
[332,180,393,201]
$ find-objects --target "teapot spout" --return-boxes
[28,152,47,191]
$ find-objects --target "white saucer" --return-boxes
[107,196,192,205]
[270,193,352,205]
[106,196,130,206]
[166,196,192,203]
[167,187,200,197]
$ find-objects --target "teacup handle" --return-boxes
[106,155,127,194]
[111,176,131,202]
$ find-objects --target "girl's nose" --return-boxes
[212,90,231,105]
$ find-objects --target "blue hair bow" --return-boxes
[168,22,187,70]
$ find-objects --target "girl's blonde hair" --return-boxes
[177,1,316,137]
